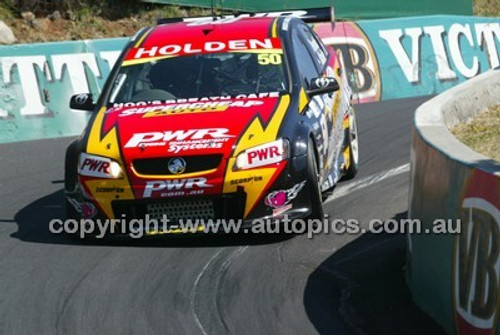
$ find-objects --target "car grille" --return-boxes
[133,154,222,176]
[146,199,215,222]
[112,189,246,227]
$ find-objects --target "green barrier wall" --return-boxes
[2,15,499,143]
[0,38,127,143]
[141,0,473,19]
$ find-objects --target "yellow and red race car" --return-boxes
[64,10,359,231]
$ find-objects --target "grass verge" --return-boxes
[451,105,500,162]
[474,0,500,16]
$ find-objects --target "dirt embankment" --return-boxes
[0,5,208,44]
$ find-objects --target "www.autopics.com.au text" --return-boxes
[49,215,461,239]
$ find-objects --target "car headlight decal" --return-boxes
[78,153,124,179]
[234,138,289,170]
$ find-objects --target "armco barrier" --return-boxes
[1,15,499,143]
[140,0,473,19]
[408,70,500,335]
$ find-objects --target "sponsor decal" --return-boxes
[143,177,213,198]
[230,176,264,185]
[168,138,229,154]
[96,186,125,193]
[82,202,98,218]
[237,139,286,170]
[66,197,97,218]
[313,77,337,89]
[124,128,234,151]
[78,153,121,179]
[257,53,282,65]
[183,10,317,26]
[265,181,306,209]
[453,170,500,335]
[168,158,187,175]
[111,92,280,110]
[116,99,265,118]
[127,38,281,61]
[247,145,280,166]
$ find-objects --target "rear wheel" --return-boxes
[305,139,324,220]
[344,106,359,180]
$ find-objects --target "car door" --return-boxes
[291,23,340,187]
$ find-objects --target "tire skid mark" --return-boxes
[55,250,112,335]
[191,249,224,335]
[191,246,248,335]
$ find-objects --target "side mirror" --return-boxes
[70,93,95,111]
[307,77,339,96]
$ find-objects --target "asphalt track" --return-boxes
[0,96,446,335]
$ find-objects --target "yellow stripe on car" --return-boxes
[85,107,135,218]
[223,94,290,218]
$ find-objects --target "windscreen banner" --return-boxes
[0,15,499,143]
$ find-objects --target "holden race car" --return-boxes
[64,8,359,233]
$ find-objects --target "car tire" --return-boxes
[305,138,324,220]
[344,106,359,180]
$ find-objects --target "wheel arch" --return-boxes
[308,133,321,175]
[64,139,81,192]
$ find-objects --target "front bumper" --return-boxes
[66,154,315,229]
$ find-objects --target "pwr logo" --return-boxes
[238,139,286,169]
[247,145,280,166]
[78,153,113,179]
[143,178,213,198]
[454,170,500,335]
[125,128,233,148]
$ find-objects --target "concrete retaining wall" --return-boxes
[408,70,500,334]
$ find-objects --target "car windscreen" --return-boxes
[108,51,288,104]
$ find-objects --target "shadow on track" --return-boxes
[303,211,446,335]
[10,189,293,248]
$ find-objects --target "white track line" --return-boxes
[324,163,411,204]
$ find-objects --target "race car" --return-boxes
[64,9,359,231]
